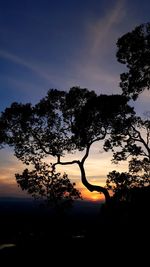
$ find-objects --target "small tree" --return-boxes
[16,162,81,209]
[0,87,133,203]
[105,115,150,201]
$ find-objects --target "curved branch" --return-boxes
[81,144,91,164]
[130,126,150,155]
[81,134,107,164]
[31,131,51,155]
[78,162,110,203]
[52,148,110,204]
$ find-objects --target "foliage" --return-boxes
[106,171,147,201]
[0,88,132,163]
[16,162,81,208]
[105,115,150,201]
[117,22,150,99]
[0,87,133,203]
[105,22,150,201]
[1,22,150,204]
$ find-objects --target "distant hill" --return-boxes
[0,196,103,214]
[0,197,103,245]
[0,196,148,264]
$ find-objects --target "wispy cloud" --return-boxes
[0,49,82,91]
[88,0,126,57]
[0,49,56,84]
[1,74,38,92]
[0,1,127,94]
[0,183,29,197]
[73,0,126,93]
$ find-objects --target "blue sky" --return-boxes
[0,0,150,199]
[1,0,150,109]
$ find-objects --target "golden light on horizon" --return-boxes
[0,149,116,201]
[91,193,103,201]
[80,187,105,202]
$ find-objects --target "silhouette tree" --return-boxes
[117,22,150,100]
[16,162,81,208]
[105,115,150,201]
[0,87,133,203]
[104,22,150,201]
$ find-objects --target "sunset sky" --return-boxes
[0,0,150,201]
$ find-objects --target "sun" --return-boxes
[81,187,104,202]
[90,192,104,201]
[91,194,100,201]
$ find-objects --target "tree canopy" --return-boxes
[104,22,150,203]
[105,113,150,202]
[0,87,133,203]
[1,22,150,207]
[117,22,150,100]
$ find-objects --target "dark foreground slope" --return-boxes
[0,198,104,263]
[0,197,102,243]
[0,197,149,264]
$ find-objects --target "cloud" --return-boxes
[0,183,29,197]
[0,159,28,197]
[1,74,37,93]
[0,74,51,106]
[0,49,83,92]
[0,1,127,94]
[88,0,126,57]
[0,149,24,184]
[72,0,126,93]
[0,49,56,84]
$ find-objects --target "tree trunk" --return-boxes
[78,162,110,204]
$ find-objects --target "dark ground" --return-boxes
[0,197,149,265]
[0,198,103,264]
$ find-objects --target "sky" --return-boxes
[0,0,150,201]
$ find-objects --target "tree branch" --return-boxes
[79,162,110,203]
[129,126,150,155]
[52,155,79,171]
[81,133,107,164]
[81,144,91,164]
[52,151,110,203]
[31,131,51,155]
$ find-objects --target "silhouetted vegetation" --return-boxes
[0,23,150,262]
[16,162,81,210]
[104,23,150,211]
[105,115,150,199]
[98,24,150,237]
[117,22,150,100]
[0,87,133,203]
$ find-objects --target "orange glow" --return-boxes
[91,193,102,201]
[80,187,105,202]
